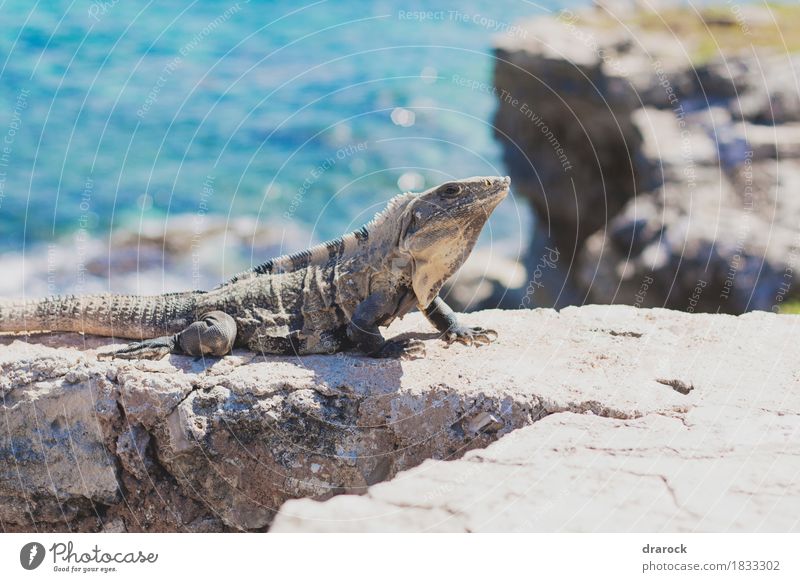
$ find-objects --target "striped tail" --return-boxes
[0,292,199,340]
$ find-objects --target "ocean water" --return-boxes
[0,0,584,253]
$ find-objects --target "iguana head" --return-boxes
[398,176,510,306]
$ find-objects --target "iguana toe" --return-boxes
[373,338,426,359]
[444,326,497,347]
[103,336,175,360]
[400,339,427,359]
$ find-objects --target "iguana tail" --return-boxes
[0,292,200,340]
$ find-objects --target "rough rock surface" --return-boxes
[2,306,797,532]
[493,1,800,313]
[271,306,800,532]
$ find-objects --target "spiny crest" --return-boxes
[217,191,418,288]
[365,191,416,230]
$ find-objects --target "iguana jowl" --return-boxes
[0,177,510,359]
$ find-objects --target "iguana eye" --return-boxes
[441,183,462,197]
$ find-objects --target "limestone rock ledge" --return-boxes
[1,307,798,532]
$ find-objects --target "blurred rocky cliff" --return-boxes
[492,0,800,313]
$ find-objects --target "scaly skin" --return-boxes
[0,176,510,359]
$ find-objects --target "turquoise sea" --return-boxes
[0,0,585,251]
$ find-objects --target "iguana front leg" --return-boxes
[422,296,497,347]
[106,311,237,360]
[347,291,426,358]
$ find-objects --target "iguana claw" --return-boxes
[444,326,498,347]
[100,336,176,360]
[374,338,426,359]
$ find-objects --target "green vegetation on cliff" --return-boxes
[582,3,800,64]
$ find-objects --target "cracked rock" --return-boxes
[2,307,797,532]
[463,412,504,435]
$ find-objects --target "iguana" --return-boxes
[0,176,510,359]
